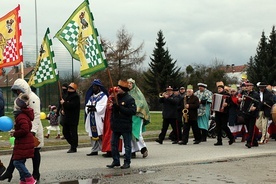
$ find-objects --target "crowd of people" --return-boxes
[155,78,276,150]
[1,76,276,183]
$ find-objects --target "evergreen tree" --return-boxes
[143,30,183,110]
[247,27,276,85]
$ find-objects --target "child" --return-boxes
[45,105,60,139]
[11,93,36,184]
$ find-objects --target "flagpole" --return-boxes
[71,57,74,81]
[35,0,38,59]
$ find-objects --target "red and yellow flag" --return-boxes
[0,5,23,68]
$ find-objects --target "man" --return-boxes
[213,82,234,146]
[178,85,201,145]
[84,79,108,156]
[57,83,68,140]
[255,82,274,144]
[155,86,179,144]
[106,80,136,169]
[60,82,80,153]
[127,78,150,158]
[194,83,213,142]
[240,82,260,148]
[0,79,44,182]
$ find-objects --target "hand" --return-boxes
[60,99,65,105]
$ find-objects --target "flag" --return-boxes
[0,5,23,68]
[55,0,107,77]
[28,28,59,88]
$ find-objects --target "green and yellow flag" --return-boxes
[55,0,107,77]
[0,5,23,68]
[28,28,59,88]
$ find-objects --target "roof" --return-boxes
[0,67,34,88]
[223,65,247,73]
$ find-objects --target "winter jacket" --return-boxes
[12,108,35,160]
[63,91,80,125]
[111,92,136,133]
[11,79,44,147]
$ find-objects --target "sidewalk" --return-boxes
[1,137,276,183]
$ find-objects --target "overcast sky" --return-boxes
[2,0,276,72]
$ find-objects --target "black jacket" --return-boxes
[259,89,274,118]
[159,94,179,119]
[111,92,136,133]
[63,91,80,125]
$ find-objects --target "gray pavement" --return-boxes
[1,137,276,183]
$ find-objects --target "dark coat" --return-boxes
[63,91,80,125]
[111,92,136,133]
[12,108,35,160]
[242,90,260,118]
[159,94,179,119]
[259,89,274,118]
[185,94,199,121]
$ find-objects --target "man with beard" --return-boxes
[60,83,80,153]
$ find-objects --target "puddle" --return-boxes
[59,178,100,184]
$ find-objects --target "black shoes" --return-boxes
[171,141,178,144]
[102,152,112,158]
[67,148,77,153]
[120,163,130,169]
[193,140,201,144]
[155,139,163,144]
[86,152,98,156]
[214,142,223,146]
[141,147,148,158]
[229,138,235,145]
[106,162,120,168]
[245,143,251,148]
[178,141,187,145]
[0,171,12,182]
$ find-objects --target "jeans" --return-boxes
[13,159,31,181]
[111,131,132,165]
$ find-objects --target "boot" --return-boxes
[0,170,13,182]
[44,134,49,139]
[25,176,36,184]
[55,134,60,139]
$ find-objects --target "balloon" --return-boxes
[0,116,13,132]
[9,136,15,148]
[40,112,46,120]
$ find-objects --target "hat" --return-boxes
[127,78,135,84]
[241,82,246,87]
[50,105,57,110]
[15,94,29,109]
[68,83,78,90]
[230,84,238,91]
[241,73,247,79]
[180,87,185,90]
[197,83,207,88]
[118,80,129,92]
[256,82,267,88]
[166,86,173,91]
[187,85,193,90]
[173,87,179,91]
[91,79,104,87]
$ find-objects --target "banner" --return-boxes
[0,5,23,68]
[28,28,59,88]
[55,0,107,77]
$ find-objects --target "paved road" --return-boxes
[1,137,276,183]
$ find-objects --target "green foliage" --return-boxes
[143,30,184,110]
[247,26,276,85]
